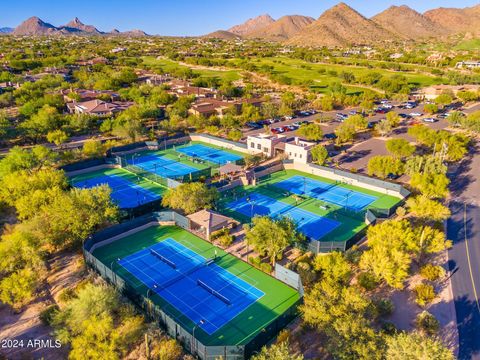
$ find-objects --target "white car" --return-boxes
[423,118,438,123]
[409,112,423,117]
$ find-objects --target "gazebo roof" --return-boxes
[187,209,235,229]
[218,162,243,175]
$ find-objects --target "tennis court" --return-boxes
[129,154,198,178]
[226,192,340,240]
[119,238,263,335]
[274,175,377,211]
[72,173,160,209]
[177,144,242,165]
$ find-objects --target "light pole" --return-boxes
[192,319,205,357]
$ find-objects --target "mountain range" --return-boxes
[9,16,147,36]
[207,2,480,47]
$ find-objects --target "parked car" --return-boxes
[387,173,400,180]
[246,122,262,129]
[284,116,293,121]
[348,110,358,115]
[272,127,284,134]
[398,113,411,119]
[436,113,448,119]
[423,118,438,123]
[324,133,337,140]
[409,112,423,117]
[336,113,348,121]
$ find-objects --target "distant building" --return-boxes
[189,98,263,119]
[412,85,480,101]
[455,61,480,69]
[66,99,134,116]
[247,133,315,164]
[61,89,120,102]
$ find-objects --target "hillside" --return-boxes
[424,5,480,34]
[245,15,315,41]
[203,30,241,40]
[11,16,148,36]
[228,14,275,36]
[288,3,397,47]
[13,16,58,35]
[372,5,449,40]
[63,17,101,34]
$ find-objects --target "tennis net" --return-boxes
[197,279,231,305]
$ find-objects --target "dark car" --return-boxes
[387,173,400,180]
[324,133,337,140]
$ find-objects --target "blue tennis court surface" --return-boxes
[119,238,264,335]
[129,154,198,178]
[226,193,340,240]
[72,174,159,209]
[177,144,242,165]
[274,175,377,211]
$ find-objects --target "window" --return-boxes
[263,147,269,153]
[299,154,303,159]
[257,144,261,150]
[250,142,255,148]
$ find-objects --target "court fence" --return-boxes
[284,161,410,200]
[83,211,300,360]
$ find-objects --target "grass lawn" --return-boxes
[454,39,480,51]
[217,169,401,244]
[141,56,242,82]
[92,225,300,346]
[226,57,442,94]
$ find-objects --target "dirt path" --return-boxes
[0,252,84,360]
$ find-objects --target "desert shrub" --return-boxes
[358,272,379,291]
[414,283,436,307]
[40,304,59,326]
[420,264,445,281]
[375,298,395,317]
[415,311,440,335]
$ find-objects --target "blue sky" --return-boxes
[1,0,478,36]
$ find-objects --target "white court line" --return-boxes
[121,256,219,331]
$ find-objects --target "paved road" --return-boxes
[448,139,480,360]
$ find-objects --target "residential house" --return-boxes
[247,133,315,164]
[66,99,133,116]
[61,89,120,102]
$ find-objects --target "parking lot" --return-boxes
[241,99,478,179]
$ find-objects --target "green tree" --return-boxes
[245,216,297,266]
[434,94,453,107]
[360,220,414,289]
[367,156,404,179]
[406,196,451,222]
[410,173,450,199]
[0,145,57,179]
[47,129,68,147]
[386,332,454,360]
[83,139,106,158]
[385,139,415,159]
[335,123,356,144]
[313,252,352,284]
[297,123,323,141]
[311,145,329,165]
[151,338,183,360]
[252,341,303,360]
[0,267,39,309]
[376,119,393,136]
[386,112,401,128]
[424,104,438,114]
[53,283,144,359]
[302,277,383,359]
[161,182,218,214]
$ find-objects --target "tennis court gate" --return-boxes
[83,211,300,360]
